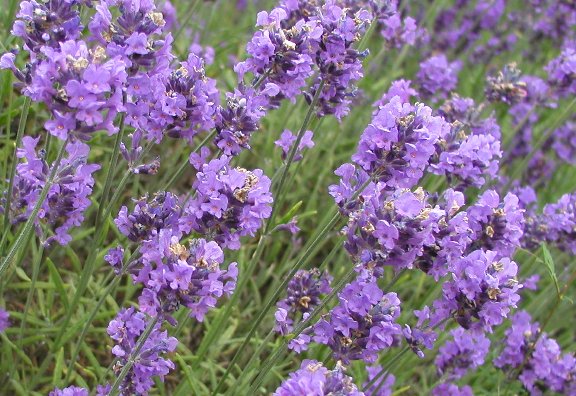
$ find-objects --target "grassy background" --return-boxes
[0,0,575,395]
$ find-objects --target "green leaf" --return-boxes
[541,244,561,298]
[14,267,31,282]
[46,258,70,311]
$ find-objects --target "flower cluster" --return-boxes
[275,269,332,335]
[416,55,462,100]
[352,95,449,190]
[137,239,238,322]
[273,360,363,396]
[485,63,528,105]
[306,275,402,364]
[0,137,99,246]
[182,155,273,250]
[436,327,490,380]
[430,95,502,188]
[106,307,178,395]
[494,310,576,395]
[428,249,521,332]
[342,188,443,275]
[466,190,524,258]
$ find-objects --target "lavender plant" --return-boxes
[0,0,575,395]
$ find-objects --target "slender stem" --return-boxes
[19,240,45,348]
[264,79,325,234]
[0,139,68,277]
[108,316,160,396]
[0,97,31,254]
[94,114,127,232]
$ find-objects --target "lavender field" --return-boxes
[0,0,575,395]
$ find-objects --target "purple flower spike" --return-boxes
[309,274,402,364]
[436,327,490,379]
[182,155,273,250]
[273,360,363,396]
[1,137,100,247]
[417,55,461,100]
[49,386,89,396]
[108,307,177,395]
[275,269,332,335]
[429,249,521,332]
[353,95,449,190]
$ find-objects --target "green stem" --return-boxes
[0,97,31,254]
[265,79,325,233]
[94,115,127,232]
[18,240,45,348]
[0,139,68,277]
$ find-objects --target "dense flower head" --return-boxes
[545,46,576,97]
[115,191,181,244]
[304,2,372,119]
[429,114,501,189]
[352,96,449,190]
[495,310,576,395]
[10,0,83,52]
[436,327,490,380]
[273,360,363,396]
[413,189,472,279]
[466,190,524,258]
[438,94,501,139]
[429,249,521,332]
[2,39,128,140]
[107,307,177,395]
[135,54,219,143]
[343,187,443,275]
[485,63,528,105]
[235,7,317,103]
[540,192,576,254]
[275,269,331,335]
[309,275,402,363]
[416,55,461,100]
[0,137,100,247]
[136,238,238,322]
[214,85,271,155]
[0,308,10,332]
[182,155,273,250]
